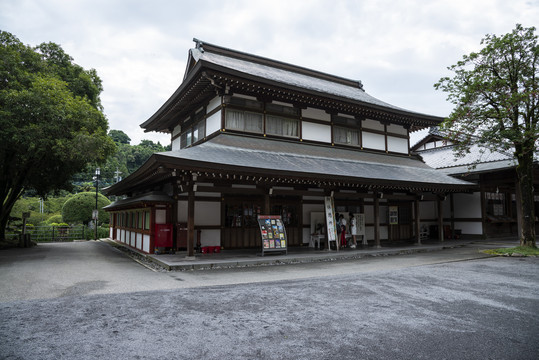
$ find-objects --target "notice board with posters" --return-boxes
[257,215,287,256]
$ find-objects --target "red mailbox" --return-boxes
[155,224,173,247]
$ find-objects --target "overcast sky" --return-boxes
[2,0,538,145]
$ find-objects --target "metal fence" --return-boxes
[8,225,87,242]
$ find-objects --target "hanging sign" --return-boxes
[324,196,338,249]
[257,215,287,256]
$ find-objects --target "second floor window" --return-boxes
[226,110,263,133]
[266,115,298,137]
[334,126,360,146]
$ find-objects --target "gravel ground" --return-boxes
[1,255,537,360]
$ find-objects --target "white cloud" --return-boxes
[1,0,538,144]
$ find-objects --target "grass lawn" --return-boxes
[484,246,539,256]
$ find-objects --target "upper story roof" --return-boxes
[141,39,444,133]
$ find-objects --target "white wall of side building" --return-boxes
[178,199,221,247]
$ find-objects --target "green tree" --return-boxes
[109,129,131,145]
[62,192,111,225]
[0,31,115,242]
[435,24,538,247]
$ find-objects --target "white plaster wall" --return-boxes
[442,197,451,214]
[419,201,437,220]
[200,229,220,246]
[303,228,312,245]
[234,94,257,100]
[206,110,221,135]
[364,204,374,223]
[136,233,142,250]
[365,226,388,240]
[178,200,220,225]
[143,234,150,253]
[207,96,221,112]
[386,123,407,135]
[172,124,181,138]
[302,107,330,121]
[272,100,293,107]
[454,192,482,218]
[109,227,113,238]
[116,228,120,241]
[387,136,408,154]
[302,122,331,143]
[362,119,384,131]
[155,209,167,224]
[195,202,221,226]
[172,136,181,151]
[455,221,483,235]
[178,200,187,223]
[302,203,324,224]
[362,132,385,151]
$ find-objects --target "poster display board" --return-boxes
[257,215,287,256]
[324,196,338,250]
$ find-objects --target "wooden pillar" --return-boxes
[298,198,304,246]
[515,179,523,240]
[480,182,487,238]
[172,182,179,250]
[414,198,421,245]
[450,193,455,240]
[374,193,381,248]
[187,188,195,257]
[437,196,444,242]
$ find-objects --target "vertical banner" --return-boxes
[324,196,338,249]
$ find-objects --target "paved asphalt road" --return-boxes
[0,241,538,359]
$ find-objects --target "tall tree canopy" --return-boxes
[0,31,115,241]
[435,24,538,247]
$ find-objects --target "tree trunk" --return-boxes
[0,188,23,242]
[516,152,536,247]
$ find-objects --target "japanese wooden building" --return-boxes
[103,39,476,255]
[413,127,539,239]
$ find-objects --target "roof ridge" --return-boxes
[192,38,364,91]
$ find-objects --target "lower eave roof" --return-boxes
[104,134,476,196]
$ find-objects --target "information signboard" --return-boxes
[257,215,287,256]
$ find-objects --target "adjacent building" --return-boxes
[412,127,539,239]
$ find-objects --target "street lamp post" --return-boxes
[94,167,100,240]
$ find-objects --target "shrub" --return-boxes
[45,214,63,224]
[62,192,111,225]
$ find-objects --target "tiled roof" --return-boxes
[418,144,515,175]
[191,47,427,116]
[157,134,473,187]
